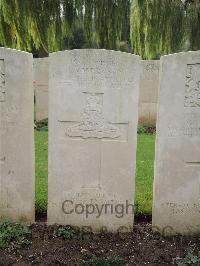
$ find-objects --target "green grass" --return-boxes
[35,131,155,216]
[135,133,155,216]
[35,130,48,214]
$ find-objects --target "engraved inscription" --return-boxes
[145,63,159,72]
[72,55,116,76]
[185,63,200,107]
[167,113,200,138]
[66,93,121,139]
[162,202,200,215]
[184,113,200,137]
[71,55,132,89]
[186,162,200,166]
[0,60,5,102]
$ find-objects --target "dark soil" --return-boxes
[0,222,199,266]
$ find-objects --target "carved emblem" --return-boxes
[184,64,200,107]
[66,93,121,139]
[0,60,5,102]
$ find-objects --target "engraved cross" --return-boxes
[58,91,129,189]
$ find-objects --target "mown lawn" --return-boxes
[35,131,155,216]
[135,134,155,216]
[35,130,48,214]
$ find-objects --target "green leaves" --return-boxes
[1,1,198,60]
[81,256,124,266]
[176,252,200,265]
[130,0,200,59]
[54,226,75,239]
[0,219,31,249]
[0,0,131,53]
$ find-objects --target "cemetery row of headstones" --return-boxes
[0,48,199,235]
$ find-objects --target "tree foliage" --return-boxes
[130,0,200,59]
[0,0,131,54]
[185,0,200,50]
[0,0,199,58]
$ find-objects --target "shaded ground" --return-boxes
[0,222,199,265]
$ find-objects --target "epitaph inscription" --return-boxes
[0,60,5,102]
[185,63,200,107]
[167,113,200,138]
[66,93,121,139]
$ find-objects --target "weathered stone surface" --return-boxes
[139,60,159,126]
[0,48,35,223]
[33,58,49,121]
[153,51,200,235]
[48,50,140,231]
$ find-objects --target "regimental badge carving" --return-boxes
[185,64,200,107]
[0,60,5,102]
[66,93,121,139]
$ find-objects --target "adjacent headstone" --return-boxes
[48,50,140,231]
[139,60,159,126]
[153,51,200,235]
[0,48,34,223]
[33,58,49,121]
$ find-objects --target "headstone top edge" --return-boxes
[160,50,200,60]
[49,49,140,58]
[0,47,33,57]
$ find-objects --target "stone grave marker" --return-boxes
[33,57,49,121]
[48,50,140,231]
[0,48,35,223]
[153,51,200,235]
[139,60,159,126]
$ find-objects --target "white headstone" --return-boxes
[139,60,159,126]
[33,58,49,121]
[48,50,140,232]
[153,51,200,235]
[0,48,35,223]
